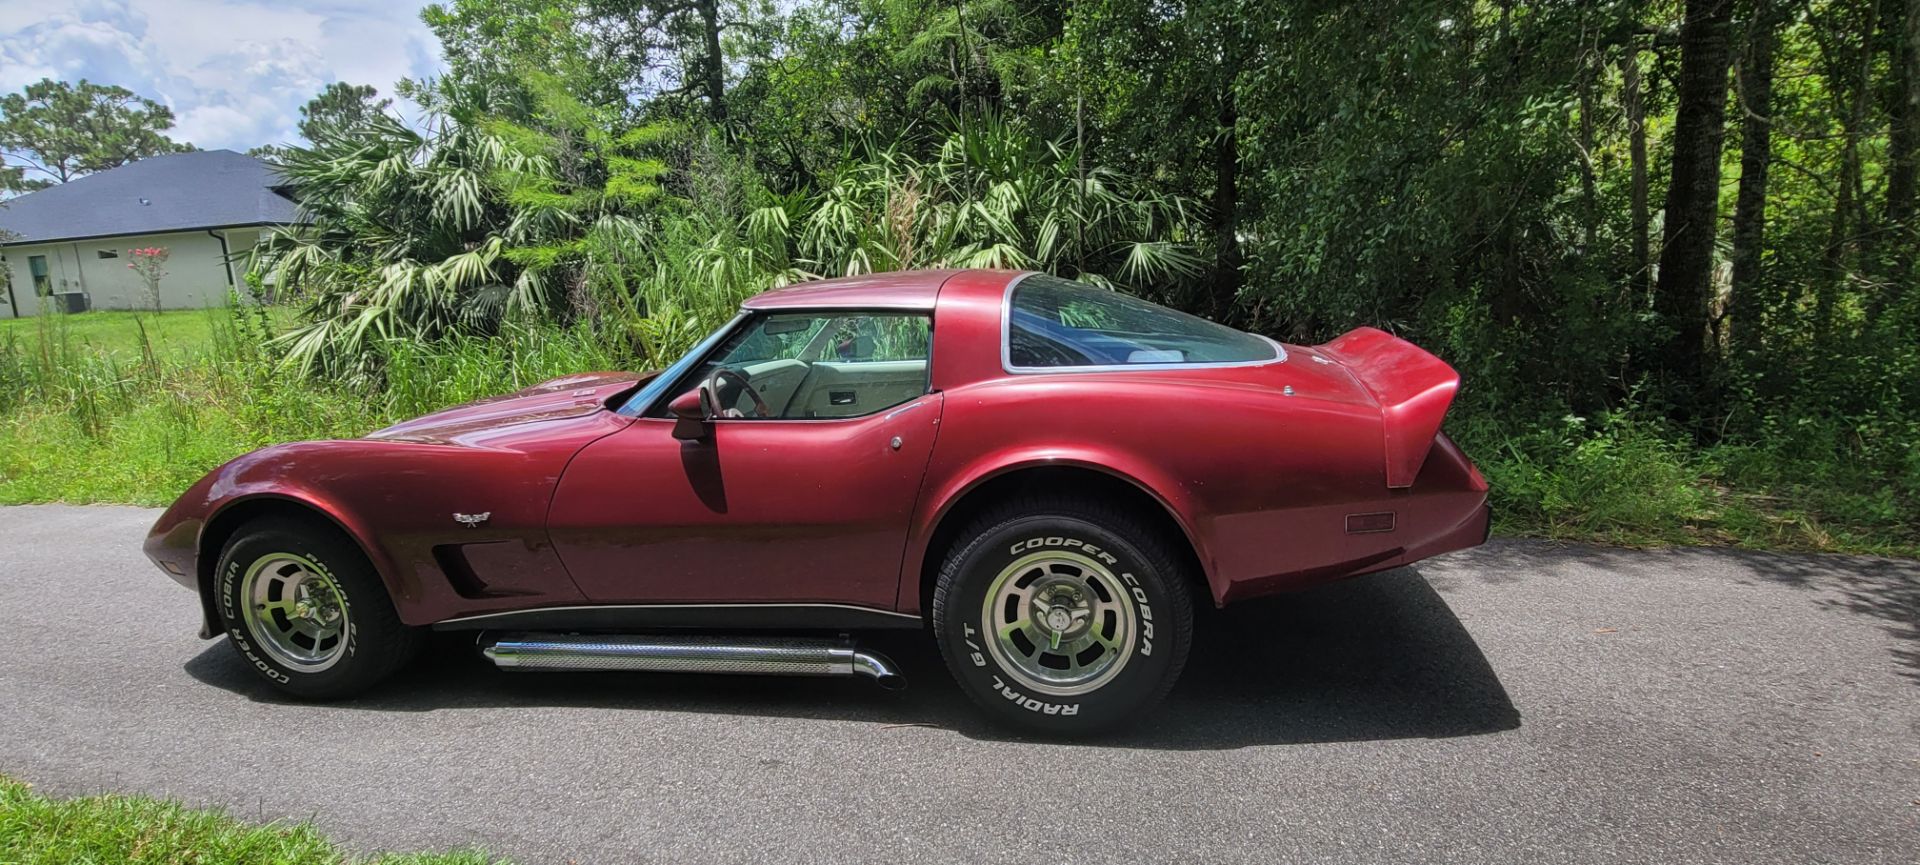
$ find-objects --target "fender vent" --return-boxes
[433,543,501,599]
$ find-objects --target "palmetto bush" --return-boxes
[255,100,1203,377]
[255,77,674,378]
[669,115,1207,334]
[792,114,1204,286]
[257,114,517,374]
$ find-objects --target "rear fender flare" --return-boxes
[901,447,1215,613]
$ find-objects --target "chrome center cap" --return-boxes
[294,600,314,619]
[1044,607,1074,632]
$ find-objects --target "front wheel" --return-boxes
[932,496,1195,734]
[214,518,423,699]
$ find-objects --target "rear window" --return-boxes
[1006,275,1280,369]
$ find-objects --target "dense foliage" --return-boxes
[10,0,1920,551]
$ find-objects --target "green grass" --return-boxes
[0,308,291,361]
[0,303,1913,557]
[0,776,496,864]
[1450,408,1920,557]
[0,304,621,506]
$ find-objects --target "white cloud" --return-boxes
[0,0,445,152]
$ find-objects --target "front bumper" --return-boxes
[143,516,201,592]
[145,511,219,638]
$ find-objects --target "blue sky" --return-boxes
[0,0,445,155]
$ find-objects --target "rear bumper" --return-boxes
[1362,499,1489,574]
[1215,432,1490,605]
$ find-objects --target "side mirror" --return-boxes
[668,388,711,441]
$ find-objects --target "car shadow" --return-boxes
[184,566,1519,750]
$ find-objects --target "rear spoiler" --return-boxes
[1318,327,1460,488]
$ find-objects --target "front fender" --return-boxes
[143,443,433,636]
[145,374,636,635]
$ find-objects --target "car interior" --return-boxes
[665,312,932,420]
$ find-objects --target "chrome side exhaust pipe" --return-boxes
[480,633,906,690]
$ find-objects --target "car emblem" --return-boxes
[452,512,492,528]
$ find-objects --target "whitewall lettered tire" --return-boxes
[215,518,423,699]
[932,496,1195,734]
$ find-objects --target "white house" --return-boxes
[0,150,303,318]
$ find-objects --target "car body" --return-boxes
[145,269,1488,731]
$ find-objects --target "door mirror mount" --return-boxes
[668,388,712,440]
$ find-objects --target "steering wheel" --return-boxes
[703,367,771,418]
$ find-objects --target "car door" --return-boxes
[546,310,941,611]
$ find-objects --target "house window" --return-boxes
[27,255,51,297]
[96,250,118,260]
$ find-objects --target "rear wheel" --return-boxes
[932,496,1194,734]
[214,518,423,699]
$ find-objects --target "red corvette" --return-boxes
[145,269,1488,733]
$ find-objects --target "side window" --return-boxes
[819,314,931,363]
[660,311,932,420]
[1007,275,1278,368]
[725,315,827,364]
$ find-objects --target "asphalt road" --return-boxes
[1,504,1916,864]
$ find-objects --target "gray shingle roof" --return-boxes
[0,150,303,245]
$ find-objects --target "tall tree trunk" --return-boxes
[1580,59,1599,250]
[1208,19,1243,323]
[1881,0,1920,314]
[697,0,727,126]
[1820,4,1879,338]
[1623,48,1651,301]
[953,0,972,111]
[1730,0,1778,355]
[1654,0,1737,399]
[1211,82,1242,321]
[1820,161,1855,340]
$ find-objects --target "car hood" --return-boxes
[365,372,653,447]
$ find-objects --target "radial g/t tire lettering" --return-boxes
[932,495,1195,734]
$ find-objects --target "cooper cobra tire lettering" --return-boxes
[226,627,290,683]
[938,498,1192,734]
[1008,536,1119,566]
[1118,570,1155,655]
[213,518,423,700]
[219,560,290,682]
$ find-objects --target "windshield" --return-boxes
[1007,275,1280,369]
[616,313,746,416]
